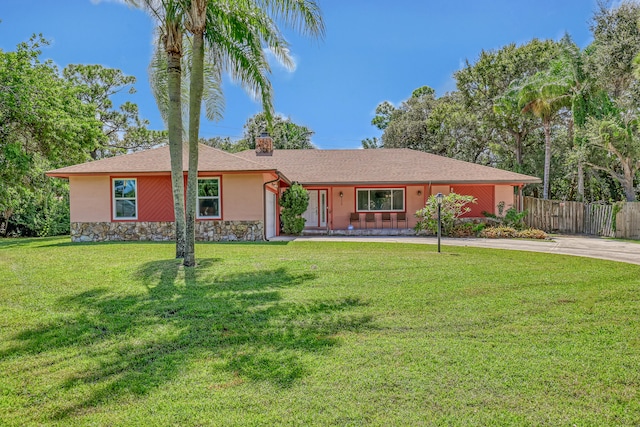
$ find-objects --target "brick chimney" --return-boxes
[255,132,273,156]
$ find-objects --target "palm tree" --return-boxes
[137,0,324,266]
[516,59,573,199]
[133,0,188,258]
[181,0,325,266]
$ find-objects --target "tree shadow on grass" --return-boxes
[0,236,64,250]
[1,257,372,421]
[34,240,293,249]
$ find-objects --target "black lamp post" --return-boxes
[436,192,443,253]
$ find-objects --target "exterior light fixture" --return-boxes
[417,190,422,196]
[339,191,343,198]
[436,192,444,253]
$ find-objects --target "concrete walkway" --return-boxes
[274,235,640,265]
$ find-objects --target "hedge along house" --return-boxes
[235,148,541,234]
[46,144,285,242]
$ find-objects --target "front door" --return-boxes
[303,190,319,227]
[302,190,327,228]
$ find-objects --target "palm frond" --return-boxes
[255,0,325,39]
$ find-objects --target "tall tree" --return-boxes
[63,64,167,159]
[200,136,251,152]
[584,0,640,201]
[589,0,640,98]
[456,39,562,172]
[361,136,382,149]
[138,0,324,266]
[183,0,324,266]
[0,35,104,236]
[379,86,438,151]
[370,101,395,131]
[584,112,640,201]
[183,0,207,267]
[240,111,314,149]
[514,59,574,199]
[134,0,188,258]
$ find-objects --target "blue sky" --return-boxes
[1,0,597,149]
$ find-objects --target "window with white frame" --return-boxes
[197,178,221,219]
[356,188,404,212]
[113,178,137,219]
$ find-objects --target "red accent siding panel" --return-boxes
[138,176,175,221]
[450,185,494,218]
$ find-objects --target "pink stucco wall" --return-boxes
[69,172,269,224]
[430,184,516,218]
[69,176,111,222]
[494,185,516,213]
[330,186,353,229]
[430,185,451,198]
[221,173,265,221]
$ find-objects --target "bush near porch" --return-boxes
[415,193,547,239]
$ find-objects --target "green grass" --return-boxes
[1,237,639,426]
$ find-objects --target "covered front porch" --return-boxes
[295,183,521,237]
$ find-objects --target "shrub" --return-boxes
[479,226,518,238]
[503,207,528,231]
[415,193,476,236]
[483,201,528,231]
[279,183,309,235]
[472,222,487,234]
[479,226,548,239]
[451,222,476,237]
[516,228,548,239]
[5,181,70,237]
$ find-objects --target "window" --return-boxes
[197,178,220,219]
[113,178,137,219]
[356,188,404,212]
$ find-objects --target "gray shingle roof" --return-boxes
[48,145,540,185]
[47,144,274,176]
[235,148,541,185]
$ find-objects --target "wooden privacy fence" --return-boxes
[523,197,640,239]
[616,202,640,239]
[584,203,614,237]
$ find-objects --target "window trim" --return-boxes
[356,187,405,212]
[196,177,222,219]
[112,178,138,220]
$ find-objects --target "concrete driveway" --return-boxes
[283,235,640,265]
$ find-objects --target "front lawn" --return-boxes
[1,238,639,426]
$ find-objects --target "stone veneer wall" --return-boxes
[71,221,264,242]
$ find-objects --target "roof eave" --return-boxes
[46,168,279,178]
[294,179,542,186]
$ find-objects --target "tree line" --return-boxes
[363,1,640,203]
[0,35,167,237]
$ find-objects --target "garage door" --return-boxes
[265,190,277,239]
[450,185,494,218]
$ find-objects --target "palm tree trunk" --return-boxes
[184,30,205,267]
[167,31,186,259]
[543,119,552,200]
[514,132,523,172]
